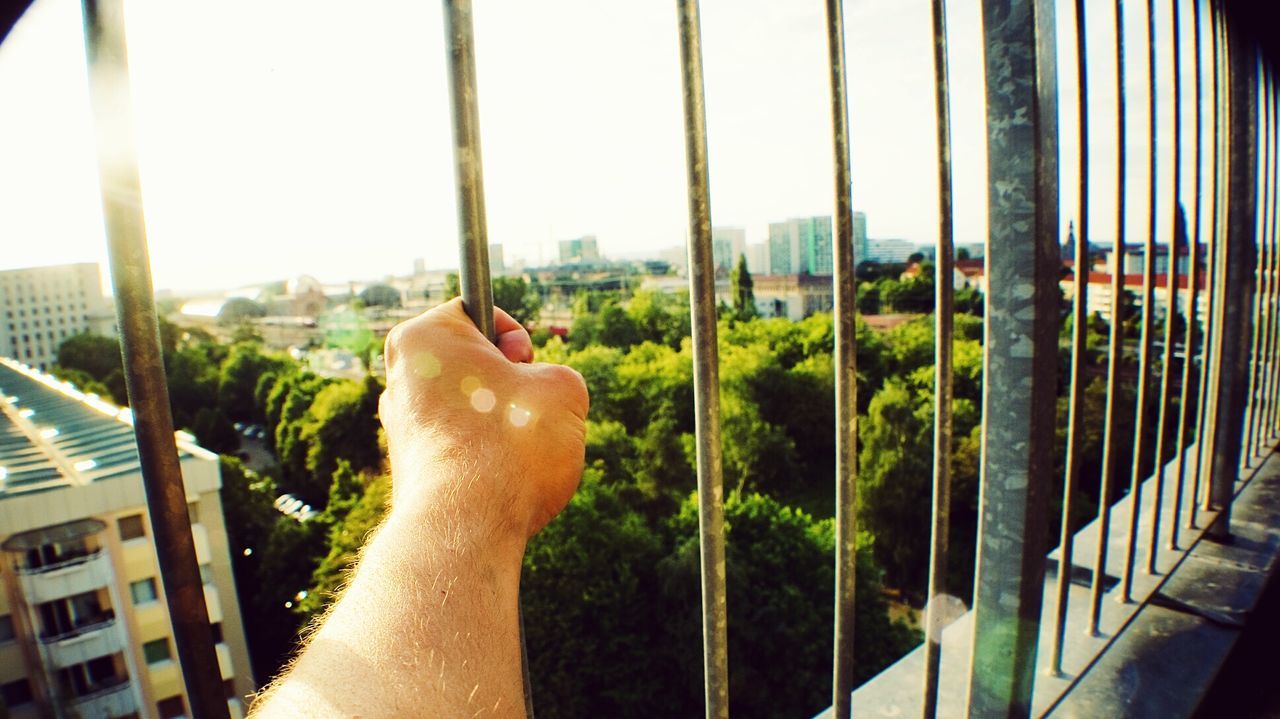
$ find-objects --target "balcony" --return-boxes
[67,678,135,719]
[17,549,113,604]
[41,615,125,669]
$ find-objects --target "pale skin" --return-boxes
[250,298,589,718]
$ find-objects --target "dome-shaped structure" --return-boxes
[288,275,323,296]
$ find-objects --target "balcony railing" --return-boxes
[17,549,113,605]
[39,612,116,644]
[17,548,102,576]
[66,0,1279,717]
[67,676,135,718]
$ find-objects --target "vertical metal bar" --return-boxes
[1264,78,1274,440]
[79,2,229,717]
[1252,73,1276,460]
[675,2,729,717]
[1119,0,1161,603]
[824,0,860,715]
[1199,0,1232,516]
[439,5,534,715]
[1242,64,1269,463]
[1262,78,1278,442]
[1190,0,1226,524]
[443,0,496,343]
[1260,76,1279,450]
[1206,11,1258,539]
[1170,0,1204,552]
[1088,0,1129,636]
[921,0,955,712]
[964,0,1059,714]
[1050,0,1090,677]
[1147,0,1184,575]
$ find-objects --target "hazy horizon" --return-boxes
[1,0,1203,294]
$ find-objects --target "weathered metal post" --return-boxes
[80,1,229,716]
[964,0,1060,715]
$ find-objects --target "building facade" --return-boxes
[767,216,833,276]
[752,274,835,321]
[558,236,600,266]
[711,228,747,274]
[0,360,254,718]
[0,264,115,373]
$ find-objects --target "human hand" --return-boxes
[379,298,589,544]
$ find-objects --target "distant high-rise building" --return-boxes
[412,258,426,276]
[853,212,869,264]
[488,244,505,275]
[745,243,769,276]
[1,263,115,372]
[711,228,747,273]
[866,238,916,264]
[0,359,255,719]
[558,236,601,266]
[767,216,833,276]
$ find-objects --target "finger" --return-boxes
[495,306,534,363]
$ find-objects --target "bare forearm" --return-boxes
[251,510,527,718]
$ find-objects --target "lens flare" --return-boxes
[508,405,532,427]
[470,387,497,413]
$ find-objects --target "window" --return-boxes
[209,622,223,644]
[0,614,14,642]
[143,637,171,664]
[119,514,145,541]
[0,679,32,707]
[199,563,214,585]
[130,578,157,605]
[157,695,186,719]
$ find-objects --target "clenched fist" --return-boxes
[380,298,589,541]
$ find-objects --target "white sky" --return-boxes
[0,0,1206,294]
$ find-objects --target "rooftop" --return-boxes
[0,357,200,496]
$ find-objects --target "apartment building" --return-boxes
[0,359,253,718]
[0,264,116,373]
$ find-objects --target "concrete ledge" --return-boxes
[1048,452,1280,718]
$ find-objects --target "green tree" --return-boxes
[730,254,757,320]
[218,343,290,422]
[56,333,122,384]
[492,276,542,325]
[191,406,240,455]
[358,284,402,308]
[445,273,461,300]
[658,493,920,717]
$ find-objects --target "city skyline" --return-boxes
[2,0,1198,293]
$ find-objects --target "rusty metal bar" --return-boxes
[964,0,1059,714]
[79,1,229,717]
[920,0,954,710]
[439,4,534,714]
[823,0,860,715]
[1088,0,1130,635]
[1050,0,1090,677]
[1169,0,1205,552]
[1119,0,1161,603]
[1205,10,1258,540]
[1147,0,1185,576]
[675,2,729,716]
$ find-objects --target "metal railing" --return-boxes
[70,0,1277,718]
